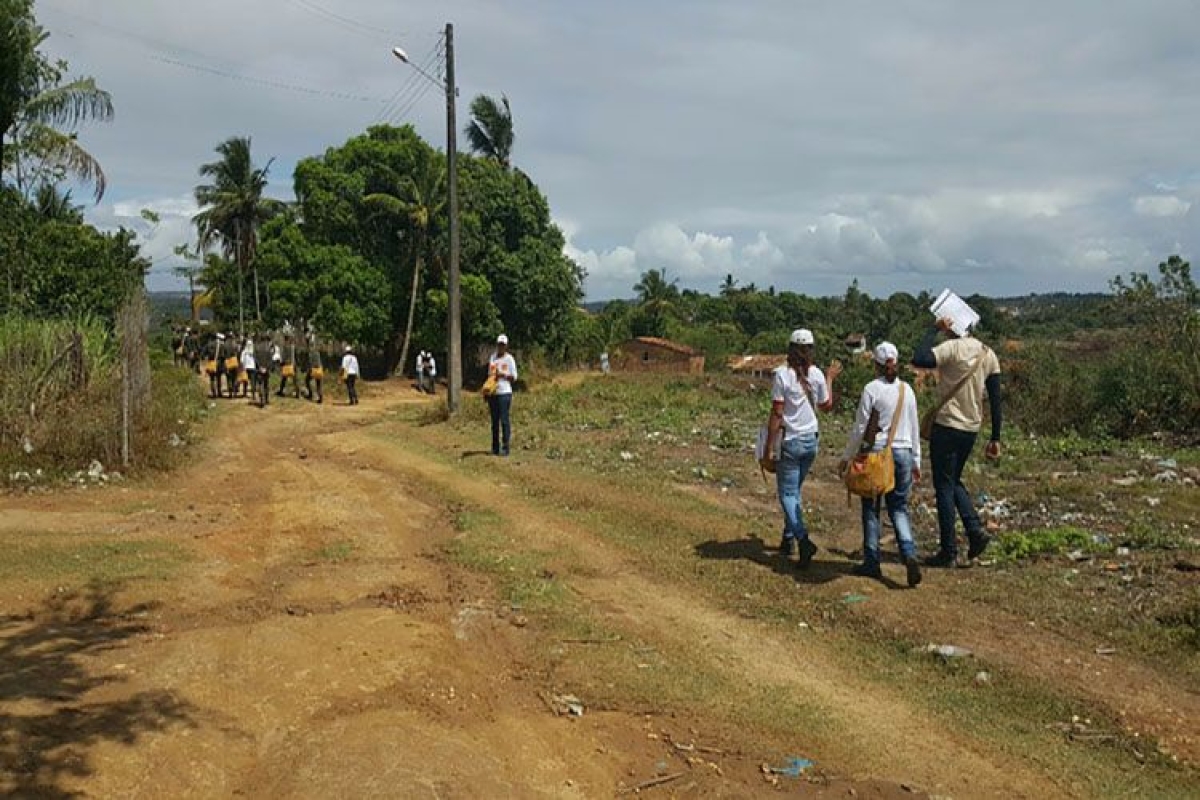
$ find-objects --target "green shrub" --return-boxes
[991,526,1104,562]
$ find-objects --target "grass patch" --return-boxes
[313,540,355,563]
[992,526,1108,562]
[0,536,188,584]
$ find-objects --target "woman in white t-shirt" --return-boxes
[763,328,841,568]
[838,342,923,587]
[487,334,518,456]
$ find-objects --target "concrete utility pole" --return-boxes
[444,22,462,413]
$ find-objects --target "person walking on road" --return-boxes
[839,342,923,587]
[486,334,518,456]
[762,328,841,567]
[253,332,274,408]
[304,327,324,404]
[341,344,360,405]
[912,317,1003,567]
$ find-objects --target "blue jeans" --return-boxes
[929,423,982,556]
[776,433,819,544]
[861,447,917,568]
[488,393,512,454]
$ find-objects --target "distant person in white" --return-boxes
[838,342,923,587]
[487,334,518,456]
[341,344,360,406]
[417,350,437,395]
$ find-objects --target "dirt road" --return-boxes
[0,382,1193,797]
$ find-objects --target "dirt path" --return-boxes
[0,382,1190,797]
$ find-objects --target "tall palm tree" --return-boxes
[634,268,679,306]
[193,136,284,330]
[1,15,113,201]
[33,182,81,222]
[464,94,513,168]
[364,154,446,375]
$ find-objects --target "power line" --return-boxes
[375,36,444,124]
[152,57,385,103]
[281,0,405,44]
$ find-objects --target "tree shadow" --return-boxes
[0,583,195,798]
[694,536,909,590]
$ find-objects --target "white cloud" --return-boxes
[1132,195,1192,218]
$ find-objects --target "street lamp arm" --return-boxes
[392,46,445,90]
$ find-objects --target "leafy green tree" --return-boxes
[257,218,390,347]
[193,136,284,329]
[363,147,446,373]
[0,0,113,201]
[464,94,513,168]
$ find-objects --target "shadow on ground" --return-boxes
[694,536,908,590]
[0,583,194,798]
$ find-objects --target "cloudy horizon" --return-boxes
[34,0,1200,301]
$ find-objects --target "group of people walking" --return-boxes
[172,324,361,407]
[761,318,1002,587]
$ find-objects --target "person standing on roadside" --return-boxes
[304,326,324,404]
[487,334,518,456]
[238,336,255,401]
[341,344,360,405]
[912,317,1003,567]
[762,329,841,568]
[839,342,923,587]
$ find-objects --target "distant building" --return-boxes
[726,354,784,379]
[615,337,705,374]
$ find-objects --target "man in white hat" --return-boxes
[762,328,842,566]
[341,344,360,405]
[487,334,518,455]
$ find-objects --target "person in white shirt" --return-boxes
[838,342,923,587]
[341,344,360,405]
[417,350,437,394]
[487,334,518,456]
[763,328,842,567]
[239,338,256,402]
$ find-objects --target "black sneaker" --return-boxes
[923,551,957,568]
[797,538,818,569]
[967,532,991,561]
[850,563,883,580]
[905,557,923,587]
[778,537,797,558]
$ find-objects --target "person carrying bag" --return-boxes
[839,342,923,587]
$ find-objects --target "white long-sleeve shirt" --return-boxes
[341,353,360,376]
[841,378,920,461]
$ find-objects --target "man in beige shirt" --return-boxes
[912,318,1003,567]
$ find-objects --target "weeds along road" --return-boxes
[1,379,1196,798]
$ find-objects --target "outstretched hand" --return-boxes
[826,359,844,383]
[985,440,1002,460]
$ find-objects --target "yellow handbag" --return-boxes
[237,370,249,384]
[224,356,239,371]
[204,359,217,375]
[311,367,324,380]
[844,384,906,501]
[480,374,499,396]
[281,364,295,378]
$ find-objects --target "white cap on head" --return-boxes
[496,334,509,345]
[789,328,814,346]
[216,333,225,340]
[344,344,352,352]
[873,341,899,365]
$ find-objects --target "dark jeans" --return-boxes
[346,374,358,405]
[929,423,983,556]
[487,393,512,454]
[305,373,323,402]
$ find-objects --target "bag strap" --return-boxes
[884,383,906,449]
[931,346,991,419]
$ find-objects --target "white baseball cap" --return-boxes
[344,344,353,352]
[873,341,899,365]
[789,329,814,346]
[496,334,509,345]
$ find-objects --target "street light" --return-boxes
[392,24,462,414]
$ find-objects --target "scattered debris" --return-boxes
[620,451,635,462]
[618,772,685,795]
[1146,497,1162,508]
[1115,546,1131,557]
[1111,476,1139,487]
[1066,549,1089,562]
[168,433,186,447]
[549,693,585,717]
[87,460,104,480]
[761,757,814,778]
[973,670,991,685]
[841,594,869,605]
[1095,646,1117,656]
[1156,458,1179,471]
[1153,470,1178,484]
[924,644,973,659]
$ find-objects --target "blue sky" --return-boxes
[35,0,1200,300]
